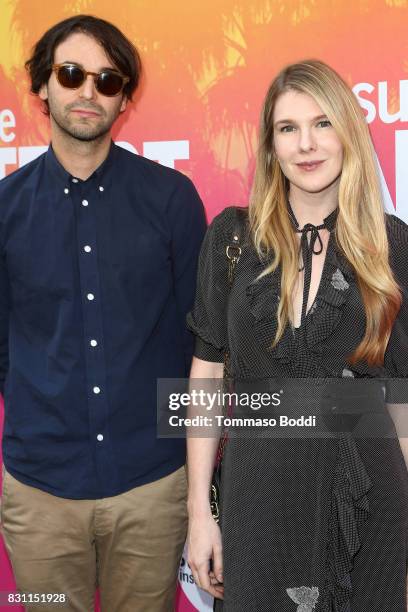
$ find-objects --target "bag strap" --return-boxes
[223,209,245,375]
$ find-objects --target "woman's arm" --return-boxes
[387,403,408,470]
[187,356,225,599]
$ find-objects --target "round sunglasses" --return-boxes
[52,63,130,97]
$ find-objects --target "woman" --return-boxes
[186,60,408,611]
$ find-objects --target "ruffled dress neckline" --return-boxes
[245,205,360,374]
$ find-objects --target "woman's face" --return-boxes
[273,89,343,195]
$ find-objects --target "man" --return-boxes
[0,14,206,612]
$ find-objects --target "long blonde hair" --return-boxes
[249,59,401,366]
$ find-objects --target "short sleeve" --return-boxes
[187,207,239,363]
[384,214,408,403]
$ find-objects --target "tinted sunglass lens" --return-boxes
[97,71,124,96]
[57,65,85,89]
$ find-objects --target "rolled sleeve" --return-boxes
[187,208,238,364]
[194,336,224,362]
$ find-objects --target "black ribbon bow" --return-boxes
[287,201,338,325]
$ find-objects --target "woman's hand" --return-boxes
[187,357,225,599]
[187,509,224,599]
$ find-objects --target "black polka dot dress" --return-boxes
[187,206,408,612]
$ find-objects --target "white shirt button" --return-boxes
[87,293,95,301]
[99,186,104,192]
[90,339,98,347]
[93,386,101,394]
[97,434,104,442]
[64,188,69,194]
[72,178,79,183]
[82,199,89,207]
[84,245,92,253]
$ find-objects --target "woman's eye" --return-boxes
[317,119,332,128]
[280,125,295,133]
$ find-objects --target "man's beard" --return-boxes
[49,102,116,143]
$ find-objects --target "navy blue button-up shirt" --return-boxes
[0,143,206,499]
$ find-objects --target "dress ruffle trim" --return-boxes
[245,242,356,366]
[322,434,373,611]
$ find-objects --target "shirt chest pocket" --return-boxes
[107,229,171,294]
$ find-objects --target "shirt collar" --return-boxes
[44,140,117,184]
[286,199,339,232]
[322,206,339,232]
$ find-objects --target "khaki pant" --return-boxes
[0,466,187,612]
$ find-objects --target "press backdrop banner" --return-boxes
[1,1,408,610]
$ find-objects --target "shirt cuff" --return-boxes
[194,337,224,363]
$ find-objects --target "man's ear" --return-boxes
[119,95,127,113]
[39,82,48,101]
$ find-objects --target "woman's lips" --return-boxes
[296,160,325,171]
